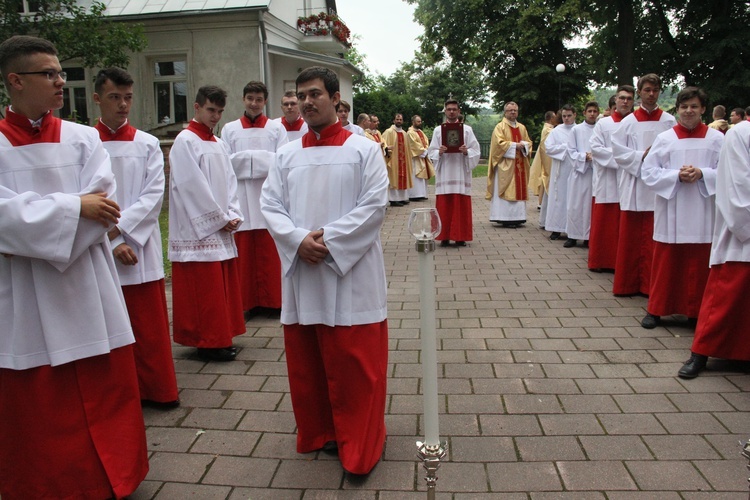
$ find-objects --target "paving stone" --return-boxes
[230,487,303,499]
[625,461,711,490]
[153,482,231,499]
[447,394,503,414]
[692,459,749,492]
[341,461,416,491]
[598,414,667,435]
[181,408,245,430]
[237,410,297,433]
[655,412,728,434]
[516,436,585,461]
[271,460,345,489]
[223,390,284,411]
[504,394,563,414]
[578,435,653,460]
[642,435,720,460]
[416,462,489,492]
[190,429,261,456]
[480,414,543,436]
[178,388,229,408]
[525,378,580,395]
[538,414,605,435]
[203,456,279,487]
[146,452,215,482]
[614,394,678,413]
[450,436,516,462]
[146,426,199,453]
[559,394,619,413]
[486,462,562,492]
[558,460,637,490]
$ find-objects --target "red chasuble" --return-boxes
[509,126,528,201]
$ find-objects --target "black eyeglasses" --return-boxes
[15,70,67,81]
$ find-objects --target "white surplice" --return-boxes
[0,118,133,370]
[590,115,623,204]
[260,128,389,327]
[544,123,575,233]
[104,127,166,286]
[220,117,288,231]
[565,122,596,240]
[427,124,481,195]
[612,110,676,212]
[273,116,309,142]
[168,125,243,262]
[710,120,750,265]
[641,125,723,244]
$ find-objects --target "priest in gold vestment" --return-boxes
[487,102,533,227]
[382,113,413,206]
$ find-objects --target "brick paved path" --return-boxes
[134,182,750,499]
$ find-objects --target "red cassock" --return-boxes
[122,279,179,402]
[588,199,620,271]
[692,262,750,360]
[0,346,148,499]
[647,242,711,318]
[172,259,246,348]
[436,194,473,242]
[613,211,654,296]
[283,321,388,475]
[234,229,282,310]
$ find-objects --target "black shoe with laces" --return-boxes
[678,353,708,379]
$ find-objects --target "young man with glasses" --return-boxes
[0,35,148,499]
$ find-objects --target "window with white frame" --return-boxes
[17,0,41,14]
[154,60,188,125]
[59,66,90,124]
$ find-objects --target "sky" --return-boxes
[334,0,424,77]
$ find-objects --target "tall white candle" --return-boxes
[419,250,440,447]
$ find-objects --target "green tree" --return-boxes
[406,0,592,120]
[1,0,147,107]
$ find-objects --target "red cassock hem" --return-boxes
[172,259,246,348]
[122,279,179,402]
[436,194,473,241]
[0,346,148,499]
[284,321,388,475]
[647,242,711,318]
[235,229,282,310]
[613,210,654,296]
[588,200,620,270]
[692,262,750,360]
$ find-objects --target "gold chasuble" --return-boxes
[382,125,412,190]
[407,127,435,180]
[528,121,554,196]
[486,118,533,201]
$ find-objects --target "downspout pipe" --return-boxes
[259,10,271,94]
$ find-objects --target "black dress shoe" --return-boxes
[641,313,660,329]
[678,353,708,379]
[389,201,400,207]
[440,240,450,247]
[142,399,181,410]
[563,238,577,248]
[583,240,589,248]
[197,347,237,361]
[549,232,561,240]
[455,241,466,247]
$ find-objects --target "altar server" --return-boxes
[94,67,179,406]
[640,87,723,329]
[169,85,245,362]
[0,35,148,499]
[261,66,389,475]
[221,81,288,313]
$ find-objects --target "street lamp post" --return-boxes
[556,63,566,109]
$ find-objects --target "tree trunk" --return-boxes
[615,0,635,85]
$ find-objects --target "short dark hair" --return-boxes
[94,67,134,94]
[616,84,635,96]
[732,107,746,120]
[281,90,296,101]
[560,103,576,113]
[296,66,339,97]
[675,87,708,108]
[608,95,617,108]
[712,105,726,118]
[584,100,599,111]
[195,85,227,107]
[0,35,57,86]
[544,110,556,122]
[336,100,351,112]
[637,73,661,91]
[444,99,459,108]
[243,81,268,100]
[745,106,750,117]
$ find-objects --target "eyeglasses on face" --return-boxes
[15,70,68,81]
